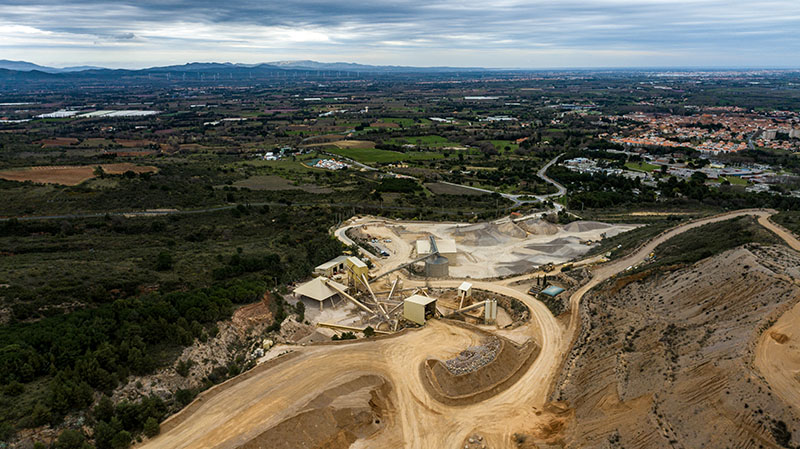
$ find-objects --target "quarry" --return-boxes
[133,209,800,449]
[341,214,639,279]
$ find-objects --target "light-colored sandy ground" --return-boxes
[343,215,638,279]
[141,209,800,449]
[754,215,800,412]
[756,300,800,408]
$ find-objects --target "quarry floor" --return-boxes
[344,214,639,279]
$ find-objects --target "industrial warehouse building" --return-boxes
[314,255,369,285]
[403,294,437,325]
[345,256,369,281]
[314,255,349,277]
[294,277,349,310]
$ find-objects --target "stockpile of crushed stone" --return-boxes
[517,218,559,235]
[563,221,613,233]
[444,338,501,375]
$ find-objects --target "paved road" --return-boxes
[437,153,566,208]
[1,154,568,222]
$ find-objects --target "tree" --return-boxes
[111,430,132,449]
[294,301,305,322]
[155,251,173,271]
[30,402,52,427]
[55,429,88,449]
[93,396,115,423]
[175,358,193,377]
[143,417,160,438]
[690,171,708,184]
[363,326,375,337]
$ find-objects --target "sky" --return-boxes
[1,0,799,69]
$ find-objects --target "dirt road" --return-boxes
[142,209,794,449]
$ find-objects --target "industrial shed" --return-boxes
[315,255,369,285]
[314,256,349,278]
[294,277,349,310]
[404,294,437,325]
[345,256,369,279]
[458,281,473,298]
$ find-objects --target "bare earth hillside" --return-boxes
[551,244,800,448]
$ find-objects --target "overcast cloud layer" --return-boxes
[1,0,799,68]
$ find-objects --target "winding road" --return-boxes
[139,207,800,449]
[436,153,566,208]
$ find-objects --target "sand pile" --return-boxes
[450,222,526,247]
[241,375,391,449]
[563,221,612,233]
[496,221,528,239]
[517,218,559,235]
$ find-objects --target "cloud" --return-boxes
[0,0,798,68]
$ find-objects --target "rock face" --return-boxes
[552,244,800,448]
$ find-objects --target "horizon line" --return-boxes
[3,59,800,72]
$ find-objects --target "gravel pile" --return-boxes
[445,338,500,375]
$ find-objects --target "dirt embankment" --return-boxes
[422,333,540,406]
[240,375,392,449]
[548,244,800,448]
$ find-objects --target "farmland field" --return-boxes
[325,147,444,163]
[232,175,331,193]
[425,182,488,196]
[490,140,519,152]
[378,117,431,127]
[330,140,375,149]
[625,161,660,172]
[386,135,462,148]
[0,163,158,186]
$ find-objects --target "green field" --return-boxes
[386,135,461,148]
[326,147,443,163]
[720,176,749,185]
[241,158,318,173]
[379,117,431,127]
[625,161,660,172]
[490,140,519,153]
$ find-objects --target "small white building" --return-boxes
[403,294,437,325]
[458,281,473,298]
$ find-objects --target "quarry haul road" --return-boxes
[141,208,796,449]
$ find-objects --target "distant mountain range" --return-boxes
[0,59,105,73]
[0,59,487,75]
